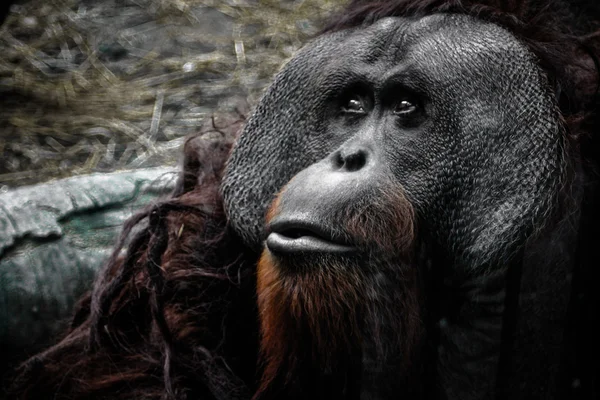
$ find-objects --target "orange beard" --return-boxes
[254,185,424,399]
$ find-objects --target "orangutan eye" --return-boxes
[343,97,366,114]
[394,99,417,115]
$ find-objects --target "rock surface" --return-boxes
[0,167,176,375]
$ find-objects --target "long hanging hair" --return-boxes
[8,114,260,400]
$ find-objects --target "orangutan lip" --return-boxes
[266,221,356,255]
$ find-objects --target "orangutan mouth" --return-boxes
[266,219,356,254]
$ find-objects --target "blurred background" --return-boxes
[0,0,344,188]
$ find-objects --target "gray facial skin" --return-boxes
[223,14,563,269]
[222,14,570,400]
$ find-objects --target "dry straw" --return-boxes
[0,0,343,186]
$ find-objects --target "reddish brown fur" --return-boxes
[256,252,365,393]
[255,183,423,398]
[345,186,416,254]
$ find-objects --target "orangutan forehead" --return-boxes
[322,14,537,89]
